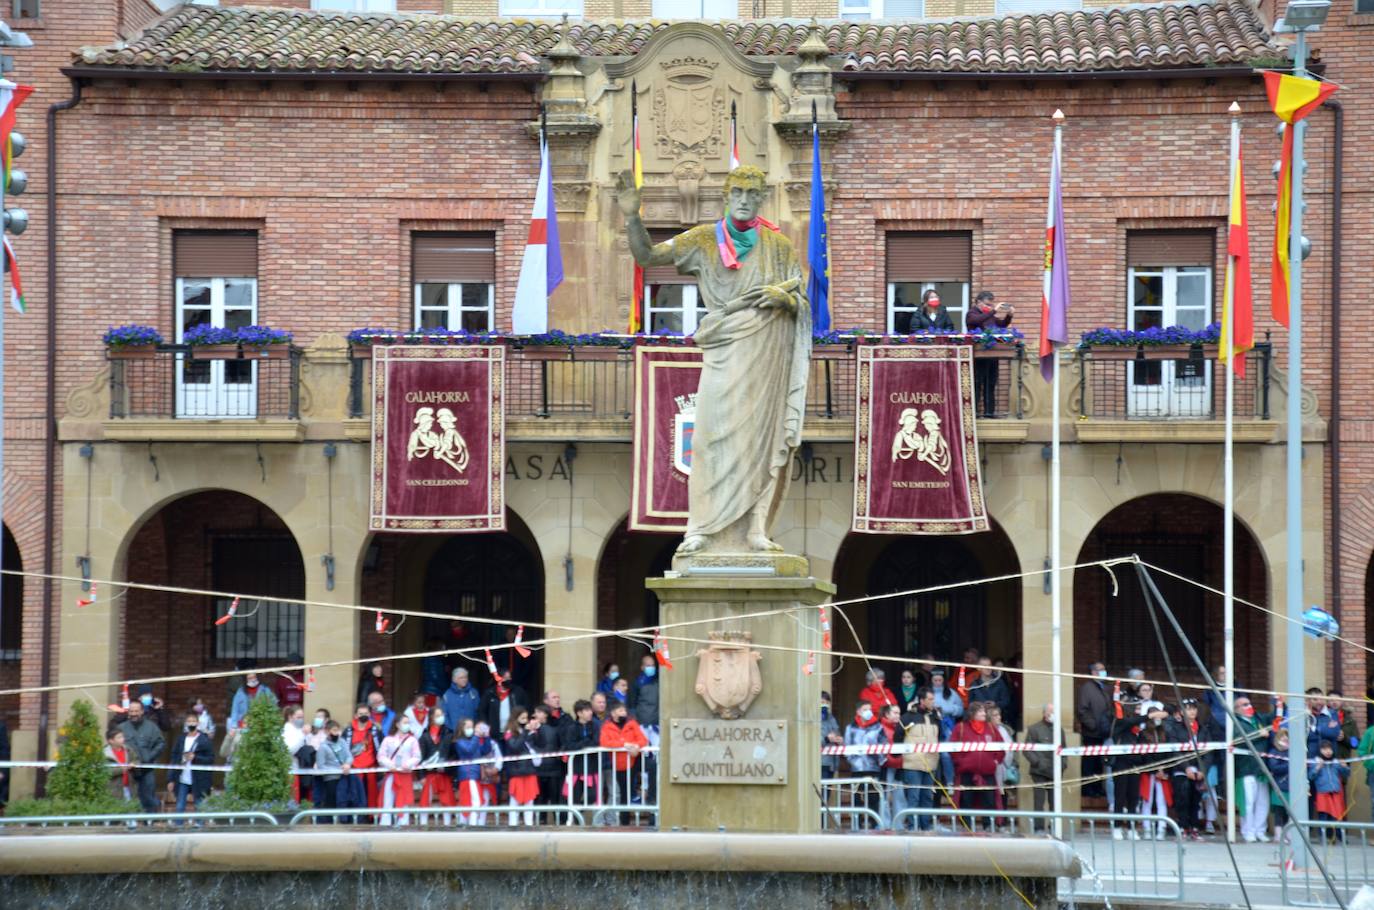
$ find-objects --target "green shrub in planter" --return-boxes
[6,699,137,817]
[204,693,294,813]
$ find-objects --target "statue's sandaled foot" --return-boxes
[677,535,708,555]
[747,533,784,552]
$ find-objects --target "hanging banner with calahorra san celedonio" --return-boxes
[852,345,987,534]
[370,345,505,532]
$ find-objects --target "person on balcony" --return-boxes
[966,290,1014,417]
[914,289,955,332]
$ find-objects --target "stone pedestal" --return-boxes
[648,564,834,834]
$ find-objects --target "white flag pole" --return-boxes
[1049,110,1064,838]
[1223,100,1240,844]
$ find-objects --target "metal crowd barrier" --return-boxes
[287,805,588,827]
[1280,820,1374,908]
[0,811,279,828]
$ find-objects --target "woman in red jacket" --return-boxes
[950,702,1005,831]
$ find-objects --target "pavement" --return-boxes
[1062,831,1372,908]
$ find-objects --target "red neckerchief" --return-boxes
[414,707,428,726]
[715,215,781,270]
[969,719,988,736]
[854,711,879,729]
[429,724,442,744]
[113,746,129,786]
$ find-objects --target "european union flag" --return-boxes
[807,120,830,333]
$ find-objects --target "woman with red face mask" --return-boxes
[913,289,955,332]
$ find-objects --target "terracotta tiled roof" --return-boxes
[73,1,1279,76]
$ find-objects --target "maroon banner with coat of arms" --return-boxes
[852,345,988,534]
[370,345,505,532]
[631,346,702,532]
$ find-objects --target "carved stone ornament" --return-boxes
[653,57,726,163]
[694,630,764,720]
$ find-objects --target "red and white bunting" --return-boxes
[513,625,532,659]
[76,581,97,608]
[214,596,240,626]
[484,649,500,678]
[375,611,390,635]
[306,668,316,693]
[653,628,674,670]
[803,651,816,676]
[818,606,832,651]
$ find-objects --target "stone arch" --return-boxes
[594,515,680,677]
[1072,492,1270,690]
[357,508,546,703]
[118,489,307,740]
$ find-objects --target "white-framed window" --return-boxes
[647,284,708,334]
[1126,261,1214,417]
[415,283,495,332]
[994,0,1082,13]
[884,232,972,333]
[312,0,397,11]
[173,229,260,419]
[652,0,735,16]
[412,233,496,332]
[887,282,969,334]
[841,0,924,19]
[499,0,582,16]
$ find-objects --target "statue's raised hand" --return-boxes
[615,170,642,218]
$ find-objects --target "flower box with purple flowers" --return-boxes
[102,324,164,359]
[1079,323,1220,360]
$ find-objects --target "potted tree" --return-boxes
[3,699,137,820]
[200,693,296,821]
[103,324,164,360]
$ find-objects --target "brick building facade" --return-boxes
[0,0,1368,811]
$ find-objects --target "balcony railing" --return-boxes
[1075,342,1271,420]
[108,345,302,420]
[348,344,1027,422]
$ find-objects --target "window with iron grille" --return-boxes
[1102,533,1208,677]
[211,535,305,660]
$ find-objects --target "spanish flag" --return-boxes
[1219,139,1253,376]
[1264,72,1336,327]
[628,85,646,334]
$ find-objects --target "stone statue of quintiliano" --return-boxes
[617,166,811,557]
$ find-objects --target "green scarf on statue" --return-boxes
[725,218,757,262]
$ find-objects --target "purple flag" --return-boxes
[1039,125,1071,382]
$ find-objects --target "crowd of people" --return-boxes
[94,653,663,827]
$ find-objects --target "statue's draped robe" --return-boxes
[657,223,811,540]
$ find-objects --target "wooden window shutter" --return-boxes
[174,231,258,278]
[1126,231,1215,268]
[412,233,496,283]
[644,229,693,285]
[885,232,972,283]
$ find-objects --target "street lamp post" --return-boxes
[1277,0,1330,834]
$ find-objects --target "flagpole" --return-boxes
[1224,100,1239,844]
[1049,109,1064,836]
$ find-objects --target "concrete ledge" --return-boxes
[101,419,306,442]
[1074,419,1276,444]
[0,830,1080,878]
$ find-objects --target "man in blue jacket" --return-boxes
[1303,687,1340,758]
[441,668,480,729]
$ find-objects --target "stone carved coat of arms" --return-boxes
[694,631,763,720]
[652,57,726,162]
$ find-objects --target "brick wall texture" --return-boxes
[0,0,1371,742]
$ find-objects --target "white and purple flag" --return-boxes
[512,139,563,334]
[1038,114,1071,382]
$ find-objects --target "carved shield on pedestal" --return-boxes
[694,631,763,720]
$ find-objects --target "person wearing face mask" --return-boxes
[402,692,433,737]
[346,703,381,814]
[314,720,352,824]
[1108,689,1150,839]
[1136,704,1173,839]
[132,685,170,732]
[228,671,278,732]
[1076,661,1112,801]
[117,700,167,815]
[610,676,631,705]
[274,653,307,710]
[912,288,955,332]
[367,690,396,739]
[599,701,649,825]
[820,691,842,780]
[843,700,886,829]
[479,670,528,736]
[378,717,421,826]
[561,699,602,811]
[281,706,314,808]
[417,707,456,825]
[442,668,480,729]
[950,703,1005,831]
[454,719,499,826]
[1164,699,1206,840]
[967,658,1013,729]
[597,662,621,697]
[189,696,216,738]
[170,710,213,822]
[966,290,1015,416]
[1232,694,1272,842]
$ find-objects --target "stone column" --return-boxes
[648,568,833,833]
